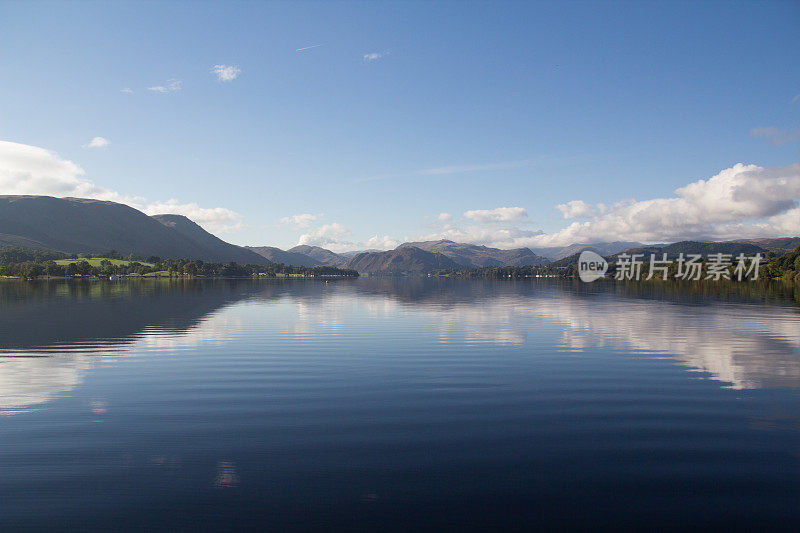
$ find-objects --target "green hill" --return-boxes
[0,196,269,264]
[150,214,268,264]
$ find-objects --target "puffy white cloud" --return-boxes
[556,199,605,219]
[750,127,798,146]
[147,79,182,93]
[463,206,528,223]
[143,200,243,233]
[211,64,241,82]
[82,136,109,149]
[418,224,543,249]
[279,213,318,228]
[0,140,126,201]
[297,223,351,248]
[0,140,243,234]
[766,207,800,235]
[437,212,452,221]
[362,234,400,250]
[296,223,399,252]
[423,164,800,249]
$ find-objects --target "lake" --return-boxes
[2,278,800,529]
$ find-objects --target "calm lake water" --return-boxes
[2,278,800,530]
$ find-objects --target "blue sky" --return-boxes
[1,0,799,250]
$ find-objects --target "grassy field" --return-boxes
[55,258,155,267]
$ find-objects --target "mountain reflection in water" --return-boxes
[1,279,800,415]
[2,278,800,529]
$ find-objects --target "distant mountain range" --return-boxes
[286,245,348,266]
[245,246,323,267]
[399,240,548,267]
[530,241,643,260]
[248,240,549,273]
[2,195,798,274]
[622,240,768,258]
[346,246,461,274]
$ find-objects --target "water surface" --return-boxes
[2,279,800,529]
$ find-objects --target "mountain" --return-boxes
[657,240,766,257]
[150,214,269,264]
[399,240,549,267]
[0,195,269,264]
[549,239,778,268]
[345,246,461,274]
[246,246,323,267]
[339,249,382,258]
[735,237,800,255]
[530,242,644,261]
[287,245,347,266]
[615,241,768,259]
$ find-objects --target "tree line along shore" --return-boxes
[0,247,358,280]
[430,245,800,283]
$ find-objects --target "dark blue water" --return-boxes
[2,279,800,530]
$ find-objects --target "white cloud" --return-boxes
[279,213,318,228]
[211,64,241,82]
[555,200,605,219]
[143,200,243,233]
[297,223,352,249]
[0,140,243,234]
[418,224,543,250]
[423,164,800,249]
[120,88,134,94]
[437,212,452,221]
[750,126,798,146]
[363,51,386,63]
[464,206,528,223]
[82,136,110,149]
[362,234,400,250]
[148,79,182,93]
[0,140,127,201]
[296,223,399,252]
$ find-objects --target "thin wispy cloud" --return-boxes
[82,137,110,149]
[147,79,182,93]
[792,93,800,104]
[353,159,532,184]
[279,213,319,228]
[211,64,241,82]
[296,44,321,52]
[750,126,799,146]
[120,88,134,94]
[419,160,531,176]
[362,51,387,63]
